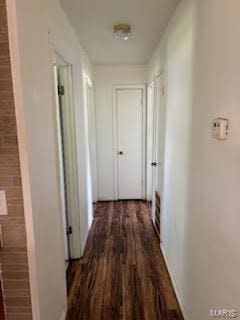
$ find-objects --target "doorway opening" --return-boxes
[53,53,81,268]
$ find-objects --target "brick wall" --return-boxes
[0,0,32,319]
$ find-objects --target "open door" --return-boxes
[53,64,69,266]
[53,54,81,267]
[151,74,166,241]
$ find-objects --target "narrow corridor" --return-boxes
[66,201,183,320]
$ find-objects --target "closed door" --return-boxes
[152,74,166,239]
[116,88,143,199]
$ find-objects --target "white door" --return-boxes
[53,54,81,264]
[116,88,143,199]
[54,65,69,265]
[58,64,80,259]
[151,74,166,239]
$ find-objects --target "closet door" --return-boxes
[116,88,143,199]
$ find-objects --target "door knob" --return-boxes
[118,151,123,155]
[151,162,161,167]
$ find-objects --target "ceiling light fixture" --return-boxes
[113,23,131,41]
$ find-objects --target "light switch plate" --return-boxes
[212,118,228,140]
[0,190,8,215]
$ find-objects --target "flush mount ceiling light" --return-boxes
[113,23,131,40]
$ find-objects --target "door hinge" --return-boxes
[58,85,65,96]
[66,226,72,235]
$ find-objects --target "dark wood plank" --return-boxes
[66,200,183,320]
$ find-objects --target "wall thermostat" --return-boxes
[212,118,228,140]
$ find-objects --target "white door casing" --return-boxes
[54,65,69,266]
[53,64,69,264]
[86,83,98,203]
[146,81,155,201]
[151,73,166,240]
[54,53,81,260]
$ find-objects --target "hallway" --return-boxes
[2,0,240,319]
[66,201,183,320]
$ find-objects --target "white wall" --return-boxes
[6,0,93,319]
[94,65,147,200]
[149,0,240,319]
[149,1,196,318]
[186,1,240,319]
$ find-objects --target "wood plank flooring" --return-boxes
[66,201,183,320]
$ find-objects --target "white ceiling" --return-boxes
[60,0,179,65]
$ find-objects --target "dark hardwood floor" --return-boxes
[66,201,183,320]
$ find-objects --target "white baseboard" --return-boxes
[160,244,189,320]
[60,307,67,320]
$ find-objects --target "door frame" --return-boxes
[53,62,70,266]
[83,73,98,204]
[112,84,146,200]
[146,80,155,201]
[53,51,81,259]
[151,71,165,240]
